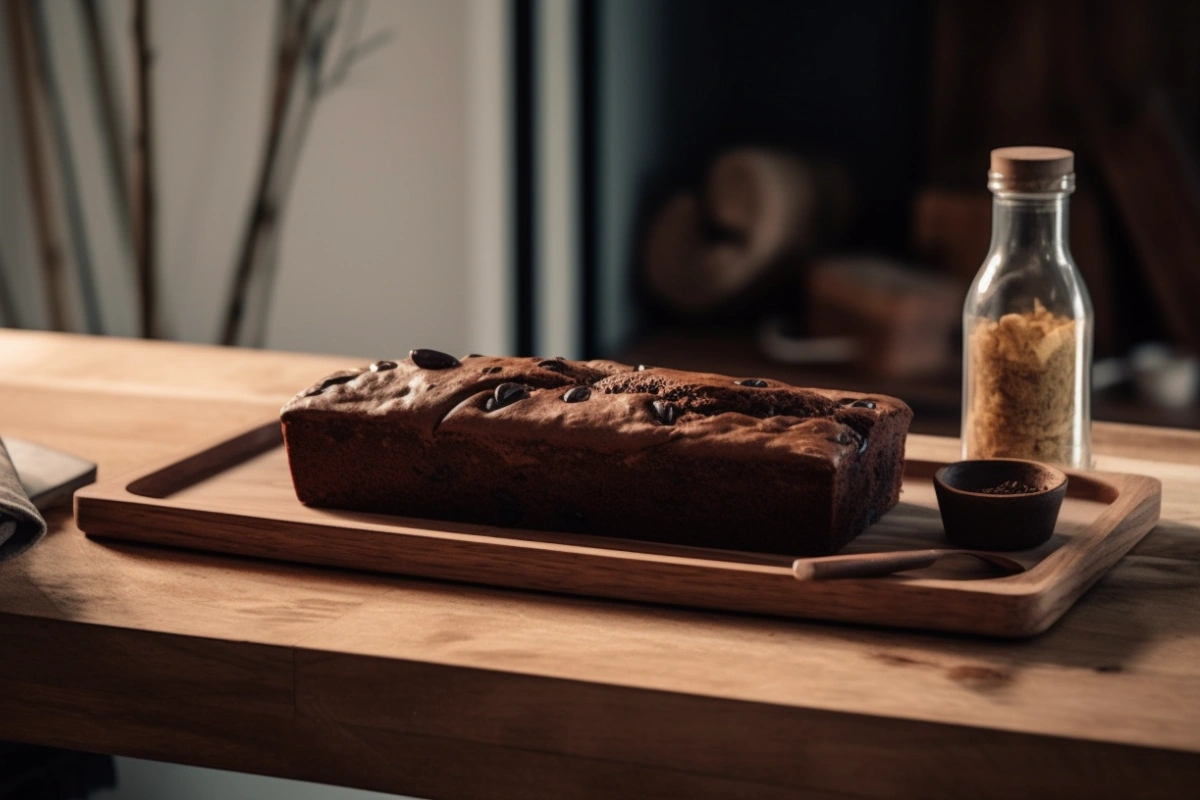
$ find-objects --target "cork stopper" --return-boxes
[988,146,1075,193]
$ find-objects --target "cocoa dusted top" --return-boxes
[281,350,911,467]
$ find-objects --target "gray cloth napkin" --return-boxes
[0,438,47,561]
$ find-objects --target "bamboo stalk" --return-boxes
[243,73,322,346]
[219,0,321,346]
[4,0,70,331]
[324,0,392,88]
[30,0,105,334]
[222,0,393,347]
[131,0,158,338]
[78,0,133,255]
[0,246,20,328]
[243,1,351,346]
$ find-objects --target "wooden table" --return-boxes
[1,330,1198,800]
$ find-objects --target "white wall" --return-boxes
[0,0,509,359]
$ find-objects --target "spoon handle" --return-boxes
[792,549,1028,581]
[793,549,945,581]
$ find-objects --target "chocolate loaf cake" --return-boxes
[280,350,913,556]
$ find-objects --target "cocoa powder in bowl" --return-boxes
[934,459,1068,550]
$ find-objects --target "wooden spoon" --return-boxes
[792,549,1028,581]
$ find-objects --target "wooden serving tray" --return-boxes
[74,423,1162,637]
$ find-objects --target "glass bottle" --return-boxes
[962,147,1094,468]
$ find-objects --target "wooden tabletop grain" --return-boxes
[1,330,1198,800]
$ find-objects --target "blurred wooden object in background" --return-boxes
[925,0,1200,186]
[913,188,1117,356]
[642,148,849,317]
[808,257,960,378]
[1094,91,1200,354]
[923,0,1200,359]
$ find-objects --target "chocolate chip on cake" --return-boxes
[466,353,484,358]
[538,359,569,373]
[487,382,531,412]
[482,365,503,375]
[737,379,769,388]
[834,415,872,453]
[370,360,398,372]
[651,400,680,425]
[828,429,856,447]
[410,348,461,370]
[563,386,591,403]
[304,373,357,396]
[851,399,877,409]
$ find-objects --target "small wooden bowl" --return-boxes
[933,459,1068,551]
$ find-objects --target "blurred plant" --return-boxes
[77,0,132,272]
[4,0,70,331]
[31,0,105,334]
[131,0,158,338]
[3,0,148,335]
[0,247,18,328]
[220,0,391,347]
[1,0,386,342]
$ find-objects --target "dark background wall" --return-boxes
[591,0,929,352]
